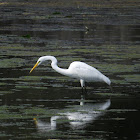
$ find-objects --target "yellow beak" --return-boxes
[30,62,39,73]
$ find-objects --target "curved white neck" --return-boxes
[44,56,70,77]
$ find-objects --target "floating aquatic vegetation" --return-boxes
[0,1,139,139]
[52,11,61,15]
[22,34,31,39]
[0,58,25,68]
[118,74,140,83]
[0,91,13,95]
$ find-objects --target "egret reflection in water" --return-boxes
[33,99,111,132]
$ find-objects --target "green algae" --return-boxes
[0,1,139,139]
[0,105,56,119]
[93,63,135,73]
[94,92,129,97]
[0,58,25,68]
[23,107,52,116]
[119,74,140,83]
[0,91,14,95]
[19,76,42,81]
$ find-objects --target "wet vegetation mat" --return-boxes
[0,0,140,139]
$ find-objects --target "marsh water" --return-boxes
[0,0,140,139]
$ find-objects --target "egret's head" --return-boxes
[30,56,46,73]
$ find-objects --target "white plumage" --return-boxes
[30,56,111,88]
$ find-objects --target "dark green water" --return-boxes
[0,0,140,139]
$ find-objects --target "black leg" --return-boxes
[84,86,87,94]
[81,86,87,100]
[109,85,113,93]
[81,87,84,94]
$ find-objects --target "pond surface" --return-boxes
[0,0,140,139]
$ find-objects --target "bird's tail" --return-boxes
[103,75,111,85]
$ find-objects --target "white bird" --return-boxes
[30,56,111,92]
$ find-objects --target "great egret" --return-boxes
[30,56,111,92]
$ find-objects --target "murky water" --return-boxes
[0,0,140,139]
